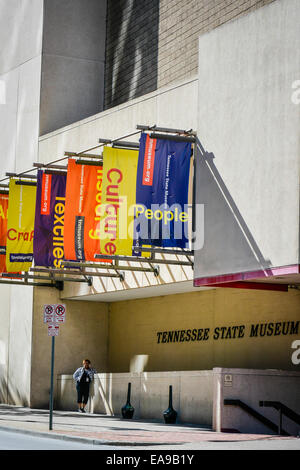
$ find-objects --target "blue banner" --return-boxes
[134,133,191,248]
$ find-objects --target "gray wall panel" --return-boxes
[0,0,43,75]
[40,54,104,135]
[40,0,107,135]
[42,0,106,61]
[194,0,300,281]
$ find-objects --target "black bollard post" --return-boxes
[121,382,135,419]
[163,385,177,424]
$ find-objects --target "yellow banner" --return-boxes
[6,180,37,272]
[101,147,139,256]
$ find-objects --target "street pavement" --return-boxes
[0,405,299,450]
[0,429,120,450]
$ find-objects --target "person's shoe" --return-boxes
[80,408,86,413]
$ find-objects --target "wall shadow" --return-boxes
[194,138,273,281]
[105,0,159,109]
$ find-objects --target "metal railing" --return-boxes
[259,401,300,436]
[224,399,290,436]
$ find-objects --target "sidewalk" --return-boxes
[0,404,299,449]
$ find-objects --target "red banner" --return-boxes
[64,159,106,262]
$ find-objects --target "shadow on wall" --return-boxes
[194,137,273,280]
[105,0,159,109]
[0,361,30,407]
[0,372,7,404]
[5,384,29,407]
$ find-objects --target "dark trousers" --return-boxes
[76,382,90,404]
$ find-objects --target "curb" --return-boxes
[0,425,111,446]
[0,425,181,447]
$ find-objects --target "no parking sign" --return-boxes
[43,304,66,335]
[44,304,55,324]
[54,304,66,323]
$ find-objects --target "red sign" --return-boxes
[41,173,52,215]
[142,135,156,186]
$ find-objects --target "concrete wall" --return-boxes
[30,288,109,408]
[195,0,300,281]
[213,368,300,436]
[0,0,43,406]
[57,370,214,425]
[108,288,300,373]
[0,284,34,407]
[38,74,198,162]
[0,0,108,407]
[104,0,275,108]
[57,367,300,434]
[0,285,11,404]
[6,286,34,406]
[0,0,43,173]
[158,0,275,89]
[36,285,300,409]
[40,0,107,135]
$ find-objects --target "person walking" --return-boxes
[73,359,97,413]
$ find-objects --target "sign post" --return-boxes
[49,335,55,431]
[43,304,66,431]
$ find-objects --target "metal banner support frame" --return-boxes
[0,124,196,287]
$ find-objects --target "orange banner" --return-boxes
[64,159,105,262]
[0,193,8,273]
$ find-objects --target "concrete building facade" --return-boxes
[0,0,299,434]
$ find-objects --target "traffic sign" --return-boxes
[44,304,55,323]
[48,324,59,336]
[54,304,66,323]
[43,304,66,324]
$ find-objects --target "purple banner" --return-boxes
[33,171,66,267]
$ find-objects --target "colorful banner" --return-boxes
[6,180,37,272]
[101,146,139,256]
[0,193,9,273]
[33,171,67,267]
[135,133,192,248]
[64,159,104,262]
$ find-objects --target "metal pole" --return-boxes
[0,280,55,287]
[0,129,142,184]
[132,246,194,256]
[137,124,196,136]
[49,336,55,431]
[94,253,193,266]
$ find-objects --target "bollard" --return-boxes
[163,385,177,424]
[121,382,134,419]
